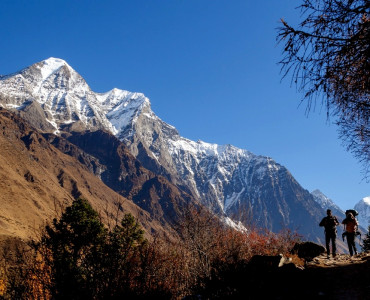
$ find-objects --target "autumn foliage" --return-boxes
[0,199,301,299]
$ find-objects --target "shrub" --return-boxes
[0,199,302,299]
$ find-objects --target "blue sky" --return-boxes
[0,0,368,209]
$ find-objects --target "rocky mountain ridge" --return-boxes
[311,189,345,219]
[0,57,349,241]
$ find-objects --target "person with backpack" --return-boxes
[342,211,359,256]
[319,209,339,258]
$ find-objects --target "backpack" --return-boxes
[319,215,338,232]
[345,209,358,217]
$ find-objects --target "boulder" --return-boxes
[291,241,325,261]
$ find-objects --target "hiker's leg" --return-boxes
[351,233,357,254]
[325,233,331,256]
[347,239,353,256]
[347,234,354,256]
[331,234,336,256]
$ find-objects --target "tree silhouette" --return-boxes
[41,199,150,299]
[104,213,147,297]
[43,198,107,299]
[277,0,369,176]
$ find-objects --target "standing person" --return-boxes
[342,212,359,256]
[319,209,339,258]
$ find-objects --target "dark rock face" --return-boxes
[43,133,107,177]
[45,130,195,225]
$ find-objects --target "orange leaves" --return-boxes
[0,203,302,298]
[0,278,5,297]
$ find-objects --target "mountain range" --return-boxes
[0,57,367,243]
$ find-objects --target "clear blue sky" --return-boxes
[0,0,368,209]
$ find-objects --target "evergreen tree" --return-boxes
[104,213,147,297]
[43,198,107,299]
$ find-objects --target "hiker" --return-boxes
[319,209,339,258]
[342,212,359,256]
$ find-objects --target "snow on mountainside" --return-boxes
[311,189,345,219]
[354,197,370,228]
[0,58,148,136]
[0,58,325,239]
[122,96,324,236]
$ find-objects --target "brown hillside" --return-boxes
[0,108,167,240]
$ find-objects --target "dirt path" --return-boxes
[280,252,370,299]
[307,252,370,268]
[190,252,370,299]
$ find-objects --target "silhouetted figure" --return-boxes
[319,209,339,258]
[342,212,359,256]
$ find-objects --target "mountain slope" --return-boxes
[44,130,195,226]
[311,189,345,220]
[0,108,168,240]
[0,57,328,240]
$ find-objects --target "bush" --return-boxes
[175,205,302,297]
[0,199,302,299]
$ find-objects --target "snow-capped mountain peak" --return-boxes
[354,197,370,228]
[37,57,71,81]
[311,190,341,210]
[311,189,344,220]
[0,58,327,239]
[0,58,151,135]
